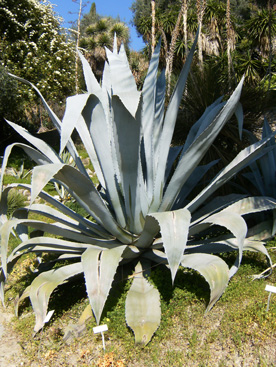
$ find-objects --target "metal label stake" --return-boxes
[265,285,276,312]
[93,324,108,351]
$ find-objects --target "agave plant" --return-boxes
[1,34,276,345]
[240,118,276,244]
[243,118,276,199]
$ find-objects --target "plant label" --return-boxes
[93,324,108,334]
[265,285,276,293]
[43,310,55,323]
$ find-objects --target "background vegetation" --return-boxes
[0,0,276,365]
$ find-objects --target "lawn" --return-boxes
[1,243,276,366]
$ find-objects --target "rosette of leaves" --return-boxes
[1,34,276,345]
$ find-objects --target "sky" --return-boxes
[50,0,145,51]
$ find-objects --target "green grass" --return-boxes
[3,247,276,366]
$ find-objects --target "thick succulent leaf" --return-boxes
[6,120,60,164]
[186,233,272,276]
[152,31,198,211]
[183,102,224,153]
[0,143,50,197]
[0,279,4,306]
[105,45,141,117]
[150,208,191,281]
[60,94,90,153]
[61,94,104,185]
[8,217,96,245]
[182,97,224,153]
[7,237,119,264]
[186,131,276,214]
[1,248,28,306]
[248,219,275,241]
[17,203,96,237]
[160,77,244,212]
[135,215,160,249]
[141,40,161,195]
[191,194,247,226]
[1,216,121,281]
[31,164,132,243]
[153,70,166,158]
[1,183,110,238]
[220,196,276,217]
[78,51,101,93]
[142,248,168,263]
[257,119,276,197]
[181,253,229,311]
[243,164,265,196]
[190,211,247,278]
[112,96,146,233]
[125,261,161,345]
[222,196,276,240]
[102,59,111,92]
[28,262,83,332]
[242,239,271,266]
[61,93,109,185]
[235,102,244,140]
[165,146,183,183]
[173,160,219,209]
[0,218,20,277]
[8,73,61,129]
[8,73,87,176]
[81,245,126,324]
[31,164,65,204]
[83,94,127,228]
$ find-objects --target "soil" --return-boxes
[0,306,26,367]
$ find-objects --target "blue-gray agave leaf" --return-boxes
[82,246,126,324]
[125,261,161,345]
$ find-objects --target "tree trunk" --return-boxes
[165,1,185,95]
[151,0,156,56]
[196,0,206,72]
[183,0,188,58]
[267,0,272,91]
[75,0,82,94]
[226,0,231,87]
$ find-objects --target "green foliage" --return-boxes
[132,0,276,89]
[78,3,130,81]
[0,66,29,151]
[6,189,26,218]
[0,34,276,346]
[0,0,76,135]
[0,0,75,103]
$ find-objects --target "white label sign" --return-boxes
[43,310,55,323]
[93,324,108,334]
[265,285,276,293]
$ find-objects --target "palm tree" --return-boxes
[165,1,185,94]
[151,0,156,55]
[203,0,225,56]
[226,0,235,86]
[245,8,276,59]
[79,4,129,80]
[183,0,189,58]
[75,0,83,93]
[196,0,206,71]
